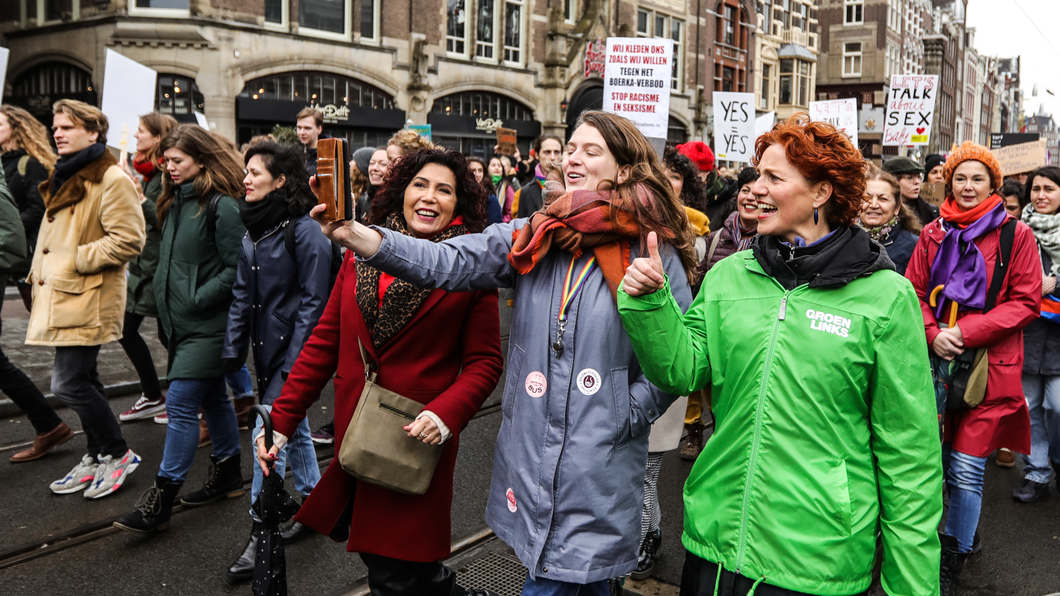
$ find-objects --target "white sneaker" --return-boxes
[153,413,169,425]
[119,395,166,422]
[84,450,141,499]
[50,455,100,495]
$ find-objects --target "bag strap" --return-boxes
[984,219,1017,312]
[17,155,30,178]
[357,338,378,383]
[706,231,723,265]
[205,193,222,245]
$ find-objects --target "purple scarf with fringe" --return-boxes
[927,202,1008,318]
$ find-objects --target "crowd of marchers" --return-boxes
[1,100,1058,596]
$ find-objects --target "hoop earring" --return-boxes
[813,207,819,225]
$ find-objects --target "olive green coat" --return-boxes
[126,173,162,317]
[155,182,244,380]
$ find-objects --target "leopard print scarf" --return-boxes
[356,212,468,351]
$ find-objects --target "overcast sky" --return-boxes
[965,0,1060,124]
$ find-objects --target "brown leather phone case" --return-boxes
[316,138,346,221]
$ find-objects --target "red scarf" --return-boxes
[939,193,1003,229]
[133,153,162,182]
[508,189,644,301]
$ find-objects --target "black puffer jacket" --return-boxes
[0,150,47,275]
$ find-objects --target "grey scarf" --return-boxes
[1021,203,1060,276]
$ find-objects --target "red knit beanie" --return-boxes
[677,141,715,172]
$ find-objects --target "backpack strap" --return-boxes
[984,219,1017,312]
[283,218,296,258]
[205,193,222,245]
[17,155,30,178]
[706,231,724,266]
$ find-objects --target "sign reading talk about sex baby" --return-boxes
[712,92,756,163]
[883,75,939,146]
[809,98,858,146]
[602,37,673,139]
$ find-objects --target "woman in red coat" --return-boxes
[259,149,504,596]
[905,142,1040,595]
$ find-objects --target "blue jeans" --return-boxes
[159,377,241,483]
[225,365,254,398]
[1021,373,1060,483]
[522,576,610,596]
[249,404,320,519]
[942,445,987,554]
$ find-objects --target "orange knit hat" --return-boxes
[942,141,1002,189]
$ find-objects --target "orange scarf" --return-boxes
[939,193,1004,229]
[508,189,643,301]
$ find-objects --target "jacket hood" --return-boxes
[752,225,895,290]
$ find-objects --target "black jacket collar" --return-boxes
[752,225,895,290]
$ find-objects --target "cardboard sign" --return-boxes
[496,127,518,156]
[922,182,947,206]
[712,92,756,163]
[809,98,858,146]
[602,37,673,139]
[883,75,939,146]
[0,48,8,107]
[991,139,1048,177]
[100,49,158,151]
[989,133,1039,150]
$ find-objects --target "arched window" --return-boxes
[240,72,394,110]
[156,74,205,117]
[7,61,97,124]
[430,91,534,121]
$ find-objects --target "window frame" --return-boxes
[297,0,352,42]
[127,0,188,18]
[760,62,773,109]
[447,0,471,57]
[475,0,499,61]
[843,41,863,77]
[264,0,289,31]
[843,0,863,25]
[564,0,577,25]
[501,0,526,66]
[636,7,684,92]
[357,0,380,42]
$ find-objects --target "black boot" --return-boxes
[940,533,968,596]
[227,523,260,582]
[631,528,662,580]
[279,521,314,544]
[113,476,183,533]
[180,454,245,506]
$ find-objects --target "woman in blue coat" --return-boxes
[858,165,921,275]
[223,141,334,580]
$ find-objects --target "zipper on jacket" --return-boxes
[734,289,792,574]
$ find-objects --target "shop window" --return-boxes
[431,91,534,121]
[156,75,205,116]
[635,8,684,92]
[843,42,862,77]
[240,72,395,111]
[129,0,188,16]
[359,0,379,41]
[300,0,350,39]
[447,0,469,55]
[12,61,94,97]
[844,0,863,25]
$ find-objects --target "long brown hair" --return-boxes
[157,124,246,225]
[138,112,178,167]
[864,165,922,235]
[0,105,58,172]
[573,111,697,279]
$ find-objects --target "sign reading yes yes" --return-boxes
[712,92,756,163]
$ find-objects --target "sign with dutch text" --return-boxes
[989,133,1039,150]
[712,92,756,163]
[883,75,939,146]
[602,37,673,139]
[100,49,158,152]
[809,98,858,146]
[991,139,1048,177]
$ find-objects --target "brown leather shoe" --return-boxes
[233,396,254,430]
[996,448,1016,468]
[198,417,212,448]
[10,422,75,463]
[680,423,703,461]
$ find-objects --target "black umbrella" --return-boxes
[249,405,301,596]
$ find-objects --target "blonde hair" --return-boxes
[53,99,108,145]
[387,129,435,158]
[0,105,58,172]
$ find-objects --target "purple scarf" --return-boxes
[928,202,1008,318]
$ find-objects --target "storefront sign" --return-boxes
[496,127,518,156]
[991,139,1048,176]
[883,74,939,146]
[476,118,504,132]
[312,103,351,123]
[584,39,606,79]
[809,98,858,146]
[712,91,756,163]
[602,37,673,139]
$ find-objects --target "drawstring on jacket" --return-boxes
[747,576,765,595]
[710,565,766,596]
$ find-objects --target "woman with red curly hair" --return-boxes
[618,114,943,596]
[905,142,1039,595]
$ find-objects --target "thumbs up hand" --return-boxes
[622,232,667,297]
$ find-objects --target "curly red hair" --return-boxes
[753,113,866,227]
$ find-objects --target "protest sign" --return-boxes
[755,111,776,141]
[809,98,858,146]
[496,127,518,156]
[989,133,1039,150]
[883,75,939,146]
[193,111,209,129]
[100,50,158,153]
[991,139,1047,177]
[922,182,947,206]
[407,124,432,140]
[712,92,756,163]
[602,37,673,139]
[0,48,8,106]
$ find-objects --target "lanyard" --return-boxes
[552,256,597,356]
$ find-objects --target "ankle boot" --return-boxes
[180,454,244,506]
[680,424,703,461]
[631,528,662,580]
[940,533,968,596]
[113,476,183,533]
[233,396,254,430]
[227,522,261,582]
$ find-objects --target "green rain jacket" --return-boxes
[618,240,942,596]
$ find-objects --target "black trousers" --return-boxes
[0,291,62,434]
[51,345,128,459]
[359,552,459,596]
[680,552,869,596]
[117,311,163,399]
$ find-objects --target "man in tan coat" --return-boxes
[27,100,146,499]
